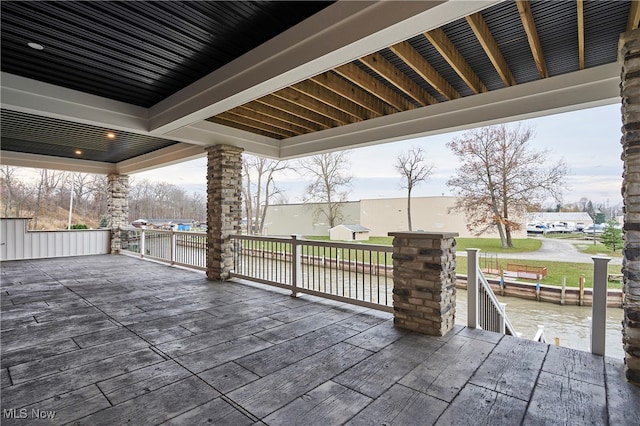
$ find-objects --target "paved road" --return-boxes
[460,236,622,265]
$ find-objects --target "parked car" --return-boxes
[582,224,605,234]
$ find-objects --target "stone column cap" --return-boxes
[388,231,459,239]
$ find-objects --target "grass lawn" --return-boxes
[303,235,621,288]
[305,236,542,253]
[455,256,622,289]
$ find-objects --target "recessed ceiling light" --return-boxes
[74,150,82,155]
[27,42,44,50]
[106,132,116,139]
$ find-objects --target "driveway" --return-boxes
[460,236,622,265]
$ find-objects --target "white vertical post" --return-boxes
[140,229,146,258]
[170,229,176,265]
[499,303,507,334]
[291,235,302,297]
[467,248,480,329]
[591,256,610,356]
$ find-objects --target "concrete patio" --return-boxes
[1,255,639,425]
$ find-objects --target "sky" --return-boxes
[133,103,624,207]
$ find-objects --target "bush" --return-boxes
[70,224,88,229]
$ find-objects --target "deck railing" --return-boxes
[120,226,206,270]
[467,248,518,336]
[230,235,394,312]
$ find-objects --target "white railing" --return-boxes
[120,226,206,270]
[230,235,394,312]
[591,256,611,356]
[467,248,518,336]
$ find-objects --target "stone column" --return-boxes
[620,28,640,384]
[389,231,458,336]
[206,144,243,281]
[107,174,129,254]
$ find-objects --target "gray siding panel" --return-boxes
[0,219,110,261]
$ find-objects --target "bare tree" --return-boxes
[242,155,288,234]
[395,146,434,231]
[447,124,567,248]
[298,151,352,228]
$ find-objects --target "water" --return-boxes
[455,289,625,359]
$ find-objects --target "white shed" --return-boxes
[329,224,370,241]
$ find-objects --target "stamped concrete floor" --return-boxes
[1,255,639,425]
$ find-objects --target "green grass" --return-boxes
[305,236,542,253]
[574,241,623,257]
[455,256,622,289]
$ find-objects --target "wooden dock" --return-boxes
[1,255,638,425]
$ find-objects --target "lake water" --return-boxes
[455,289,625,359]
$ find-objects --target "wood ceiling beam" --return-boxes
[256,94,338,129]
[291,80,376,121]
[516,0,548,79]
[242,101,323,133]
[358,53,438,106]
[334,62,417,111]
[310,71,399,116]
[628,0,640,31]
[233,105,310,135]
[214,111,297,138]
[577,0,585,70]
[273,87,355,125]
[207,116,284,140]
[424,27,487,94]
[465,12,516,87]
[389,41,461,101]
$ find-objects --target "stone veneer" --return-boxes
[620,28,640,384]
[206,145,243,281]
[107,174,129,254]
[389,231,458,336]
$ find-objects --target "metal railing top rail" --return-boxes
[477,264,518,336]
[233,234,393,253]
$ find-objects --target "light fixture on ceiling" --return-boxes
[27,42,44,50]
[106,132,116,139]
[74,149,82,155]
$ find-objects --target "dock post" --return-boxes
[591,256,611,356]
[579,276,585,306]
[560,277,566,305]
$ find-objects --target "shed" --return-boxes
[329,224,370,241]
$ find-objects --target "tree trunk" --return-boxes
[407,187,412,231]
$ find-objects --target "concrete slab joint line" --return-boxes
[620,28,640,386]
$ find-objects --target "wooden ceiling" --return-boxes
[208,0,639,140]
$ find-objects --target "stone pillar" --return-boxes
[107,174,129,254]
[389,231,458,336]
[206,144,243,281]
[620,28,640,384]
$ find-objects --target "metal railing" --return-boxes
[467,248,518,336]
[120,226,206,270]
[230,235,393,312]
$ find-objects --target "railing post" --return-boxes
[499,303,507,334]
[170,229,176,265]
[591,256,611,356]
[291,235,301,297]
[467,248,480,329]
[140,228,146,258]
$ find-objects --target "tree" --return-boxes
[447,124,568,248]
[242,155,288,235]
[298,151,352,228]
[601,219,623,251]
[395,146,434,231]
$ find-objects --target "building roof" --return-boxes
[330,224,370,232]
[527,212,593,223]
[0,1,631,174]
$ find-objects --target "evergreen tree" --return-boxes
[601,219,623,251]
